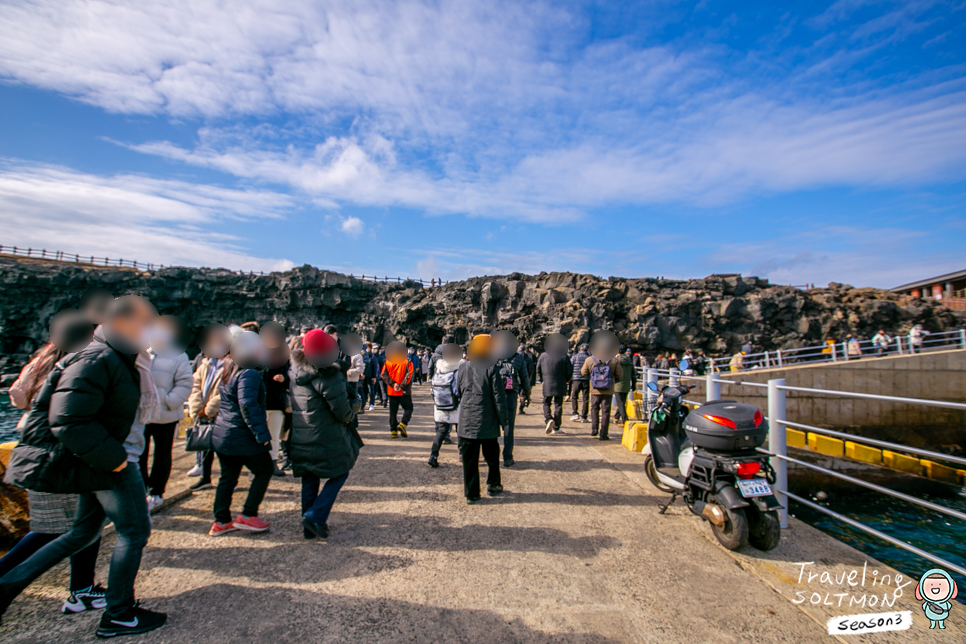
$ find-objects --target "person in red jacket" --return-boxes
[380,341,414,439]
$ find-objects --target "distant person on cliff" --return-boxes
[537,334,572,434]
[457,334,508,503]
[871,330,892,356]
[381,341,415,438]
[141,316,193,511]
[569,343,591,422]
[729,351,745,372]
[580,332,623,440]
[846,334,862,359]
[2,339,107,617]
[428,343,464,468]
[208,331,274,537]
[288,329,360,540]
[655,354,668,370]
[1,295,168,637]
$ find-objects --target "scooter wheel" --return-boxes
[643,455,676,494]
[747,505,781,551]
[710,506,749,551]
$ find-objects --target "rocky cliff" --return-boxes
[2,256,963,375]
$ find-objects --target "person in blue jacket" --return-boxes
[208,331,274,537]
[408,347,422,385]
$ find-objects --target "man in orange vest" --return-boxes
[381,341,415,438]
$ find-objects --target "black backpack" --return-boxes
[3,354,112,494]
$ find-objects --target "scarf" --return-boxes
[136,351,161,424]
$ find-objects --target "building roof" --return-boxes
[891,268,966,292]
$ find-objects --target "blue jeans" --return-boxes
[0,465,150,618]
[301,472,349,526]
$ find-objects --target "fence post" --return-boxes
[706,370,720,402]
[645,368,659,413]
[960,329,966,350]
[764,351,770,368]
[767,378,788,529]
[669,368,679,387]
[896,336,903,355]
[831,343,837,362]
[776,349,783,367]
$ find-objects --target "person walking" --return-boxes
[729,351,745,372]
[581,345,623,440]
[457,335,508,504]
[569,343,591,422]
[2,341,107,616]
[208,331,275,537]
[263,345,290,476]
[186,328,229,491]
[494,332,528,467]
[381,342,415,438]
[289,329,360,540]
[420,348,431,384]
[909,325,928,354]
[140,336,192,511]
[346,346,365,404]
[536,336,571,435]
[428,343,464,468]
[0,296,167,637]
[516,344,535,414]
[871,330,892,356]
[363,343,383,410]
[407,347,422,385]
[613,347,634,423]
[846,334,862,360]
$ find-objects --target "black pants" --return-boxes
[389,394,414,432]
[613,392,628,422]
[503,391,518,462]
[139,421,177,497]
[213,452,275,524]
[570,380,590,418]
[543,395,563,430]
[431,422,454,457]
[459,437,501,499]
[0,532,101,592]
[200,449,215,483]
[518,389,530,412]
[590,394,612,437]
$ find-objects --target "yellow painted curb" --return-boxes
[845,441,882,465]
[883,450,921,475]
[786,428,806,449]
[920,460,959,484]
[807,433,844,458]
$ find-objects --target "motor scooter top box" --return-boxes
[683,400,767,452]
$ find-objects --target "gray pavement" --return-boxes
[1,386,937,643]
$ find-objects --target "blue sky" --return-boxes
[0,0,964,287]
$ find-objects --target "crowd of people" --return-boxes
[0,288,942,638]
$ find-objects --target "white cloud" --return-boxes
[340,216,364,237]
[0,160,294,272]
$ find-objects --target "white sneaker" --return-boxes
[188,465,203,477]
[368,404,375,411]
[545,419,555,434]
[146,495,163,511]
[570,414,580,421]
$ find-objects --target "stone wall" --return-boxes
[682,348,966,450]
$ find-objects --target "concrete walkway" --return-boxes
[1,386,955,642]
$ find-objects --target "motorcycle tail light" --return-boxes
[702,414,737,430]
[753,410,763,427]
[737,462,761,479]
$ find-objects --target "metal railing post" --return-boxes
[830,343,837,362]
[706,369,720,402]
[646,368,658,413]
[960,329,966,349]
[767,378,788,528]
[776,349,783,367]
[669,368,679,387]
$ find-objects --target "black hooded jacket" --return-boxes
[456,360,508,440]
[288,348,360,479]
[536,352,571,397]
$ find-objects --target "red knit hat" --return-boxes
[303,329,337,355]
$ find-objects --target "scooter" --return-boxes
[641,360,782,551]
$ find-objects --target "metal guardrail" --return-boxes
[0,244,450,286]
[632,366,966,577]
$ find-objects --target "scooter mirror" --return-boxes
[679,359,689,371]
[647,381,659,392]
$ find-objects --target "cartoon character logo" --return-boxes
[915,568,958,629]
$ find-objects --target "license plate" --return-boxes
[737,479,772,498]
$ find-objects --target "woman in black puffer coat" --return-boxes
[288,334,360,540]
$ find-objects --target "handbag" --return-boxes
[185,419,213,452]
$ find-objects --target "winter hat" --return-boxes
[303,329,338,355]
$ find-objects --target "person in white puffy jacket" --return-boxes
[427,346,464,468]
[347,349,366,404]
[140,347,193,511]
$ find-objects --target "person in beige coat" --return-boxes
[580,355,623,440]
[186,354,225,489]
